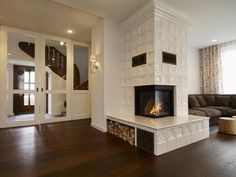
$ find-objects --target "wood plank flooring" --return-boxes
[0,119,236,177]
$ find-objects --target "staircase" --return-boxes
[19,42,88,90]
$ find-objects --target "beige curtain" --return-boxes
[200,45,223,94]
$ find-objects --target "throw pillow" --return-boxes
[188,96,200,108]
[196,96,207,107]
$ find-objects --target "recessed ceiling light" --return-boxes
[212,39,217,43]
[60,41,64,46]
[8,53,11,56]
[67,29,73,34]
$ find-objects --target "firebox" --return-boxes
[135,85,174,118]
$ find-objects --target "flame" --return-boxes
[150,102,162,116]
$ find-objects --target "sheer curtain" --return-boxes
[220,40,236,94]
[200,45,223,94]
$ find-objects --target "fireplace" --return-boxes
[135,85,174,118]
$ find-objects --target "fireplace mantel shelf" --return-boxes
[106,114,210,130]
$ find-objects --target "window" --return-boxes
[221,47,236,94]
[23,71,35,106]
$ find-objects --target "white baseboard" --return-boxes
[72,114,91,120]
[91,123,107,132]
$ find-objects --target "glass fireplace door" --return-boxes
[135,85,174,118]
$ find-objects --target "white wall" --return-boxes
[91,18,122,132]
[187,46,201,94]
[91,19,106,131]
[104,19,122,116]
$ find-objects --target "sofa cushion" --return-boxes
[191,107,222,117]
[204,95,215,106]
[189,96,200,108]
[231,97,236,108]
[228,109,236,117]
[215,96,231,107]
[189,109,207,117]
[208,106,233,117]
[196,96,207,107]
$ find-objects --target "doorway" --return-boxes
[13,65,35,115]
[4,29,70,124]
[0,26,91,128]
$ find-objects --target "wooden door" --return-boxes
[13,65,35,115]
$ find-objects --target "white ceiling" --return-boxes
[0,0,235,48]
[0,0,101,43]
[54,0,236,48]
[158,0,236,48]
[52,0,151,22]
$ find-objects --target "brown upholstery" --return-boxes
[208,106,233,117]
[231,97,236,108]
[189,96,200,108]
[189,94,236,125]
[196,96,207,107]
[203,95,215,106]
[215,96,231,106]
[229,109,236,117]
[189,109,207,117]
[191,107,222,117]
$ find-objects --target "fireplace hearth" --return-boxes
[135,85,174,118]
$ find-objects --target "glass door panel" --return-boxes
[45,39,67,91]
[73,45,89,90]
[6,32,38,122]
[45,93,67,119]
[43,39,67,120]
[7,93,35,122]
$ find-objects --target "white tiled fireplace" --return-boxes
[121,1,189,117]
[106,1,209,156]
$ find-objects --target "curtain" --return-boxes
[200,45,223,94]
[220,40,236,94]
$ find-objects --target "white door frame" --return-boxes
[71,41,91,119]
[0,26,41,128]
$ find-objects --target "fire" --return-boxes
[150,102,162,116]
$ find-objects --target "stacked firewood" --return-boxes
[107,120,135,145]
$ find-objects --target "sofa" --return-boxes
[188,94,236,125]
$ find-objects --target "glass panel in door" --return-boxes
[45,93,67,119]
[44,39,67,119]
[6,32,37,122]
[73,45,89,90]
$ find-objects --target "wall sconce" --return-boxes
[90,54,100,72]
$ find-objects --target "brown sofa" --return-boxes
[188,94,236,125]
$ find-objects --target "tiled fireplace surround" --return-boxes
[107,2,209,156]
[121,3,188,116]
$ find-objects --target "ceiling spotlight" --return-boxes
[211,39,217,43]
[60,41,64,46]
[8,53,11,56]
[67,29,73,34]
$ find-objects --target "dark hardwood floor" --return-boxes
[0,119,236,177]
